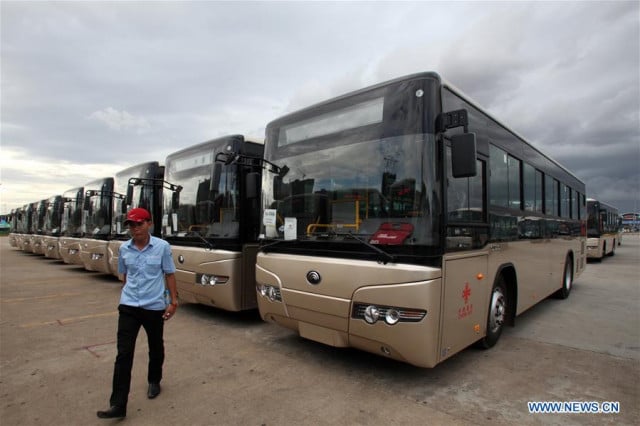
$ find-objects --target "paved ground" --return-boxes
[0,235,638,425]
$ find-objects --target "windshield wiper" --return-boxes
[346,232,396,265]
[186,231,215,250]
[260,237,298,253]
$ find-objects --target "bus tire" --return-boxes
[554,256,573,299]
[608,242,615,256]
[477,276,507,349]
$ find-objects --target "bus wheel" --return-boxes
[608,242,615,256]
[477,276,507,349]
[554,256,573,299]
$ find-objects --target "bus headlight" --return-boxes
[385,308,400,325]
[198,274,229,286]
[364,305,379,324]
[256,284,282,302]
[353,303,426,325]
[267,286,278,302]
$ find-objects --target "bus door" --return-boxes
[440,148,489,361]
[440,253,488,362]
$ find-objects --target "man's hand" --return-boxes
[163,303,178,320]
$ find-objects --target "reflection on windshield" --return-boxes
[44,196,63,235]
[262,135,439,246]
[33,202,47,233]
[164,158,239,239]
[61,190,83,236]
[113,181,155,237]
[85,195,112,236]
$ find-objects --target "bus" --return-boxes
[27,199,48,255]
[79,177,115,272]
[42,195,64,260]
[20,202,38,253]
[58,187,85,265]
[8,208,20,248]
[0,214,10,236]
[586,198,619,260]
[162,135,264,311]
[107,161,165,278]
[255,72,587,368]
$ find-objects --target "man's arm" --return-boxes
[165,273,178,305]
[163,273,178,320]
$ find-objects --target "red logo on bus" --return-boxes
[462,282,471,304]
[458,283,473,319]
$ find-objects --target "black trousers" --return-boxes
[110,304,165,408]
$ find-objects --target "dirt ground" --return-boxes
[1,235,638,425]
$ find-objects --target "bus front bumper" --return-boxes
[256,276,443,368]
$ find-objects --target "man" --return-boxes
[97,207,178,419]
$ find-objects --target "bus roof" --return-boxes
[166,134,262,159]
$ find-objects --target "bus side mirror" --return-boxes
[451,133,477,178]
[273,176,283,200]
[171,192,180,210]
[211,163,222,191]
[83,191,94,210]
[246,172,260,199]
[125,186,134,211]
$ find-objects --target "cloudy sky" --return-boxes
[1,1,639,214]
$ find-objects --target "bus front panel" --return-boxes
[172,245,256,312]
[256,252,442,367]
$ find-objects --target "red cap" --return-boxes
[124,207,151,224]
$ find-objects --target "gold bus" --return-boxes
[59,187,85,265]
[586,198,619,260]
[10,208,26,249]
[42,195,64,260]
[28,199,48,255]
[106,161,165,278]
[8,207,23,249]
[19,202,36,253]
[9,204,31,250]
[255,72,587,368]
[162,135,264,311]
[79,177,115,272]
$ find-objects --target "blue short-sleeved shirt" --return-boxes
[118,235,176,310]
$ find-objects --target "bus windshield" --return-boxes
[60,187,84,237]
[262,134,440,247]
[61,188,84,237]
[261,78,441,254]
[113,163,160,238]
[33,200,47,234]
[164,142,240,239]
[44,196,63,235]
[84,180,113,237]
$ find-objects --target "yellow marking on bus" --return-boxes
[20,311,117,328]
[1,292,83,303]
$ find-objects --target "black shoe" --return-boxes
[147,382,161,399]
[97,405,126,419]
